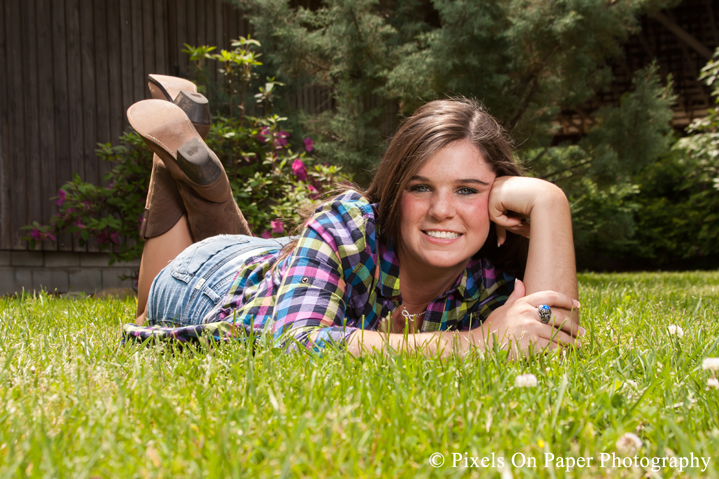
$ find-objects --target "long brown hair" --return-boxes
[277,98,528,277]
[365,98,528,276]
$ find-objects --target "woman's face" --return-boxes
[399,140,497,273]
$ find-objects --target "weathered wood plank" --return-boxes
[142,0,155,84]
[131,0,145,101]
[7,0,28,249]
[106,0,123,143]
[186,0,197,57]
[216,1,224,49]
[65,0,88,252]
[22,0,47,252]
[0,0,12,249]
[34,0,57,251]
[80,0,101,253]
[167,0,178,75]
[119,0,134,131]
[175,0,188,76]
[154,0,168,74]
[51,0,73,252]
[79,0,97,187]
[197,0,206,48]
[93,0,112,187]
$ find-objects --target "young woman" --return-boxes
[124,81,583,358]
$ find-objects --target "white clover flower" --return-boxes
[616,432,643,455]
[623,379,639,390]
[703,358,719,371]
[708,378,719,389]
[667,325,684,338]
[515,373,538,388]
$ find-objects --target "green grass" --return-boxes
[1,272,718,478]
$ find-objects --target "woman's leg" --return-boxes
[136,215,193,322]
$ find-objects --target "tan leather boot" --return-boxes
[140,76,213,239]
[127,100,251,241]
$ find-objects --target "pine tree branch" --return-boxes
[540,157,594,181]
[508,45,561,130]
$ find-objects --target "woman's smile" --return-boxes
[399,139,497,273]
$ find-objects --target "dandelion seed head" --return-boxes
[515,373,538,388]
[616,432,642,455]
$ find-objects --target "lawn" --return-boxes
[0,271,718,478]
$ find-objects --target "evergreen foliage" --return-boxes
[234,0,680,263]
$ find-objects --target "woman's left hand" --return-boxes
[488,176,567,246]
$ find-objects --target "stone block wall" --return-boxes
[0,251,140,296]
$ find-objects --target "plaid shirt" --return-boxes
[123,190,515,349]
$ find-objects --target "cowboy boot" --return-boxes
[140,76,212,239]
[127,100,251,241]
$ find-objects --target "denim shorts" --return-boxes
[146,234,292,327]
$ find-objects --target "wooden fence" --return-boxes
[0,0,254,252]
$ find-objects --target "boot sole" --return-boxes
[127,100,229,203]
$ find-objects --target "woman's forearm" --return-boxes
[345,329,481,357]
[522,185,579,321]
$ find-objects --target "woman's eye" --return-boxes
[409,184,430,193]
[457,187,478,195]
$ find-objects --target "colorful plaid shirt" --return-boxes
[123,190,515,349]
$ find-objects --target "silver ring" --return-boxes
[537,305,552,324]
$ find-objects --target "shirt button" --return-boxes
[301,277,309,284]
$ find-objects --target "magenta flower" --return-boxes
[257,126,270,143]
[75,218,85,229]
[308,184,319,199]
[110,232,120,244]
[30,228,42,241]
[47,233,56,241]
[304,137,314,152]
[56,190,67,206]
[261,230,272,239]
[275,130,289,149]
[271,220,285,234]
[291,159,307,181]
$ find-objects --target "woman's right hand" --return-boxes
[473,278,584,359]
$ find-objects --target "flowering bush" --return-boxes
[23,39,350,264]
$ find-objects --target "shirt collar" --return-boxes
[377,240,482,302]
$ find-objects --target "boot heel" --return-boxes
[176,137,224,186]
[173,91,211,140]
[147,74,197,101]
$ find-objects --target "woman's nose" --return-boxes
[428,192,456,219]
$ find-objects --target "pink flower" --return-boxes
[110,232,120,244]
[291,159,307,181]
[308,184,319,199]
[75,218,85,229]
[261,230,272,239]
[275,130,289,149]
[30,228,55,242]
[271,220,285,234]
[56,190,67,206]
[257,126,270,143]
[304,137,314,152]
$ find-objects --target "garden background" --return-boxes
[0,0,718,295]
